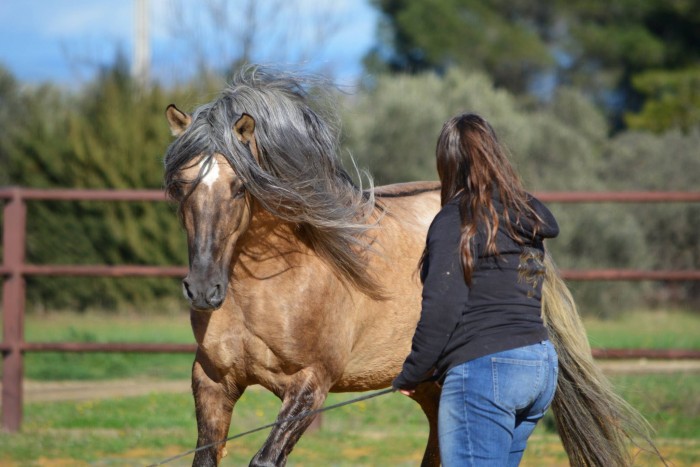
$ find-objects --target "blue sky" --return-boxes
[0,0,379,86]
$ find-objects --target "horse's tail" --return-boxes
[541,253,664,466]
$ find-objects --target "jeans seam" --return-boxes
[462,363,474,465]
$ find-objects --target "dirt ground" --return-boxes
[21,378,191,403]
[7,359,700,404]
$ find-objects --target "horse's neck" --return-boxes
[233,190,440,288]
[234,206,309,274]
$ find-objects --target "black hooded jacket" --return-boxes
[393,192,559,390]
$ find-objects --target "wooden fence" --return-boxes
[2,187,700,432]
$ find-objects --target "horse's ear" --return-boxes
[233,113,256,143]
[165,104,192,137]
[233,113,259,161]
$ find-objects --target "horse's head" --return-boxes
[165,104,259,312]
[164,68,386,308]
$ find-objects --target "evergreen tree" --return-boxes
[3,58,191,310]
[366,0,700,131]
[625,68,700,133]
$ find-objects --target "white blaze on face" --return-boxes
[200,158,221,188]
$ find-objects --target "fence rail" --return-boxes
[2,187,700,432]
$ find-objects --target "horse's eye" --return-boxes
[232,183,245,199]
[170,184,184,200]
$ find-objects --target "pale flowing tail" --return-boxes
[541,253,665,466]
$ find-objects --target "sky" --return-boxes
[0,0,379,87]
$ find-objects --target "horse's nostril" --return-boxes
[206,284,223,307]
[182,280,194,300]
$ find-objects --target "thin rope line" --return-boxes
[145,387,396,466]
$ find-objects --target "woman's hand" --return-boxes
[399,389,415,396]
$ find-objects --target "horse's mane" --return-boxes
[164,66,384,299]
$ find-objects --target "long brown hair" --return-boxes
[433,113,542,284]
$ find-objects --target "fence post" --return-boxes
[2,188,27,432]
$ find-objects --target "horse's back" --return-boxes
[372,180,440,198]
[374,181,441,235]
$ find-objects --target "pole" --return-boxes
[2,188,27,432]
[132,0,151,86]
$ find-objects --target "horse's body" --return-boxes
[207,182,439,394]
[186,165,443,465]
[164,68,657,466]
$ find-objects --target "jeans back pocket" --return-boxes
[491,357,543,411]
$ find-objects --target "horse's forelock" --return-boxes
[195,68,350,205]
[165,68,339,185]
[163,96,252,197]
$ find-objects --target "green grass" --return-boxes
[583,309,700,350]
[21,311,194,380]
[0,309,697,464]
[0,389,425,466]
[0,374,697,466]
[24,311,193,343]
[613,373,700,439]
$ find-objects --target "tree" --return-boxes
[366,0,700,131]
[555,0,700,129]
[625,68,700,133]
[366,0,554,93]
[0,66,24,186]
[342,69,522,184]
[4,57,191,310]
[602,128,700,305]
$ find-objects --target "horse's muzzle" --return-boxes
[182,276,226,311]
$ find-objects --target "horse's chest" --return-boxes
[196,325,244,371]
[194,314,292,376]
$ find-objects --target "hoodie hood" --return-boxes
[446,190,559,241]
[511,194,559,240]
[482,189,559,241]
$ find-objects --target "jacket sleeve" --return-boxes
[392,207,471,390]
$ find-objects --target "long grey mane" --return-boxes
[164,66,384,298]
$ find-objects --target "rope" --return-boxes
[145,387,396,466]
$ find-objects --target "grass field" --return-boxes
[0,374,697,466]
[0,309,698,465]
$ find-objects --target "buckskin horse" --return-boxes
[163,67,655,466]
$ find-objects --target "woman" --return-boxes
[393,113,560,466]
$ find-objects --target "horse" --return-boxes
[163,67,656,466]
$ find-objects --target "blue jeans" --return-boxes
[438,340,558,466]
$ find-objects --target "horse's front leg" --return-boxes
[250,369,329,467]
[191,353,245,467]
